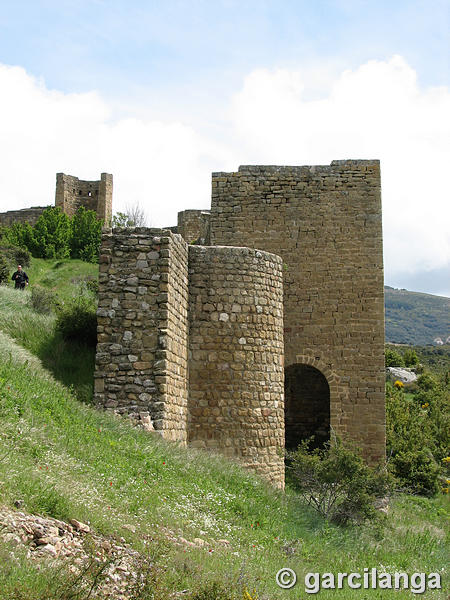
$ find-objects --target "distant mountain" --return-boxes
[384,286,450,346]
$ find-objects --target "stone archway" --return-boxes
[284,363,331,450]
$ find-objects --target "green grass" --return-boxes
[16,257,98,304]
[0,334,448,598]
[0,285,95,404]
[0,260,448,598]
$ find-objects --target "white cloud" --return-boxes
[0,57,448,294]
[229,56,450,286]
[0,64,231,226]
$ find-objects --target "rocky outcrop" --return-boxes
[386,367,418,385]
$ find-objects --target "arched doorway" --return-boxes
[284,364,330,450]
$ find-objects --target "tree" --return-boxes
[3,222,35,254]
[32,207,72,258]
[385,347,405,367]
[403,348,418,367]
[112,202,149,227]
[70,207,103,263]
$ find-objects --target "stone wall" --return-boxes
[94,228,286,485]
[188,245,284,485]
[94,159,385,485]
[94,228,189,441]
[0,206,48,227]
[162,233,189,442]
[177,210,210,245]
[55,173,113,223]
[210,160,385,463]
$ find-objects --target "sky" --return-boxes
[0,0,449,296]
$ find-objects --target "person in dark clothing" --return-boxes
[11,265,29,290]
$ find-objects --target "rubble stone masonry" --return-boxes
[94,230,285,484]
[188,245,284,484]
[94,228,189,442]
[177,210,211,245]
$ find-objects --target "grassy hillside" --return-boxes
[0,331,448,598]
[14,257,98,303]
[385,286,450,346]
[0,259,448,598]
[0,258,97,404]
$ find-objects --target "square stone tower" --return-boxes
[55,173,113,224]
[209,160,385,464]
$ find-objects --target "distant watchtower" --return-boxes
[55,173,113,224]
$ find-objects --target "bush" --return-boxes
[386,381,448,495]
[385,347,405,367]
[1,223,35,255]
[390,449,441,496]
[0,245,31,268]
[55,293,97,346]
[0,254,8,284]
[287,439,393,525]
[29,286,56,314]
[417,373,437,391]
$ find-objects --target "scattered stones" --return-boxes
[69,519,90,533]
[0,506,142,599]
[374,496,390,514]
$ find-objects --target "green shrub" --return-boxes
[0,254,8,284]
[0,245,31,268]
[29,285,56,314]
[1,223,35,255]
[417,373,437,391]
[84,278,99,297]
[390,449,441,496]
[287,439,393,525]
[385,347,405,367]
[403,348,419,367]
[55,293,97,346]
[386,381,448,496]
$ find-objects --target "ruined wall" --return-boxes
[210,160,385,463]
[55,173,113,223]
[0,206,48,227]
[188,246,285,485]
[94,228,189,441]
[177,210,211,245]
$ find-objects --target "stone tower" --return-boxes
[55,173,113,224]
[210,160,385,464]
[94,159,385,486]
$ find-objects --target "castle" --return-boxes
[0,173,113,226]
[94,160,385,487]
